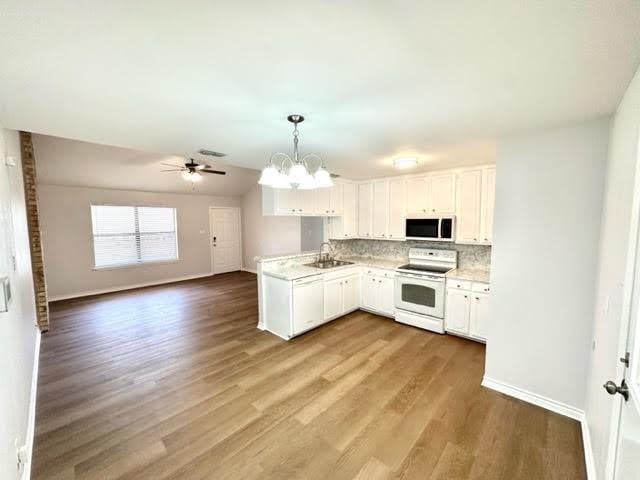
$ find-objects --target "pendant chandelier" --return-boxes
[258,114,333,190]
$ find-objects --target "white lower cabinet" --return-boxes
[324,273,361,321]
[445,280,490,342]
[361,270,395,317]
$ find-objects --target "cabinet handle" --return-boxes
[464,295,468,299]
[475,297,479,300]
[473,238,477,241]
[432,209,435,212]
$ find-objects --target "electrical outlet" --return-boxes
[5,155,16,167]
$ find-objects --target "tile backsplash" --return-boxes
[331,239,491,270]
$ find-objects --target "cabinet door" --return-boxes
[342,274,361,313]
[470,293,489,341]
[445,288,470,335]
[315,188,331,216]
[388,178,406,240]
[372,181,389,239]
[361,274,378,311]
[378,277,395,316]
[456,170,482,243]
[277,189,300,215]
[358,183,373,238]
[292,281,325,334]
[324,278,344,321]
[428,173,456,214]
[343,182,358,237]
[329,183,343,216]
[481,167,496,244]
[406,176,428,215]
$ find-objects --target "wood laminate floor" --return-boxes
[33,271,586,479]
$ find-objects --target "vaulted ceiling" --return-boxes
[1,1,639,183]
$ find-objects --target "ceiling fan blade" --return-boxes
[201,169,226,175]
[194,164,209,170]
[160,169,184,172]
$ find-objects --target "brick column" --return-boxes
[20,131,49,332]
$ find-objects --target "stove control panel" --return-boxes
[408,248,457,261]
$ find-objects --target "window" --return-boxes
[91,205,178,268]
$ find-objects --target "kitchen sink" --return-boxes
[305,259,355,269]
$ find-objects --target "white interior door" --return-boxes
[612,236,640,478]
[210,207,241,274]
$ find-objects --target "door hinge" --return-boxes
[620,352,630,367]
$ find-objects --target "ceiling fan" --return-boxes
[161,152,227,184]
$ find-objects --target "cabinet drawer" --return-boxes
[472,282,490,293]
[324,267,359,281]
[447,279,472,291]
[363,267,394,278]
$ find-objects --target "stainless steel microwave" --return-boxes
[405,217,455,241]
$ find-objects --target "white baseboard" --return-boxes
[48,273,213,302]
[23,329,41,480]
[481,376,584,420]
[580,415,596,480]
[257,322,265,330]
[481,376,594,479]
[242,267,257,274]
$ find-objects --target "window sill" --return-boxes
[93,259,180,272]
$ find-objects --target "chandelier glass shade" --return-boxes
[259,115,333,190]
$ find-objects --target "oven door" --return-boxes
[394,273,444,318]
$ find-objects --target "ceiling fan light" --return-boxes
[272,171,292,189]
[258,165,278,186]
[182,170,202,182]
[288,163,310,186]
[314,167,333,188]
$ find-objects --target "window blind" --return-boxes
[91,205,178,268]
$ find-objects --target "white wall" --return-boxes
[486,118,610,412]
[0,128,39,480]
[241,184,301,272]
[585,67,640,479]
[38,184,241,299]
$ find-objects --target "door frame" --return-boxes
[605,128,640,479]
[208,206,243,275]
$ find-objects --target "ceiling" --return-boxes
[1,1,640,181]
[32,134,259,196]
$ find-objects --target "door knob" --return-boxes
[603,379,629,401]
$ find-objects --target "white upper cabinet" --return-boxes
[329,181,343,216]
[358,183,373,238]
[406,176,429,216]
[456,169,482,243]
[372,181,389,239]
[388,178,406,240]
[314,188,331,216]
[342,182,358,237]
[428,173,456,215]
[481,167,496,244]
[277,188,300,215]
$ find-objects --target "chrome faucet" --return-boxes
[318,242,334,263]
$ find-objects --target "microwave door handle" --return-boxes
[437,218,442,240]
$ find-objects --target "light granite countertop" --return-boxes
[446,268,491,283]
[260,253,407,281]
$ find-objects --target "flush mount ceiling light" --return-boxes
[393,157,418,169]
[258,115,333,189]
